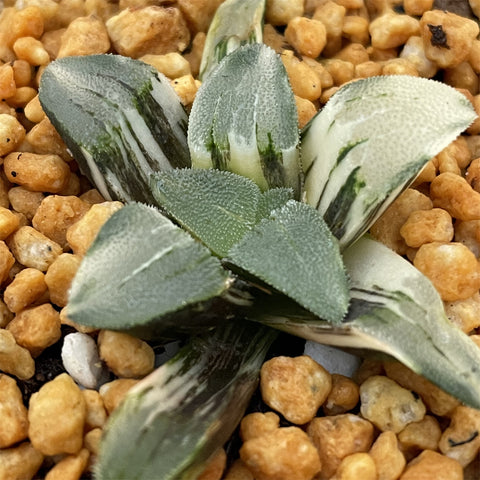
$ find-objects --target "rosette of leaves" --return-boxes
[38,2,480,478]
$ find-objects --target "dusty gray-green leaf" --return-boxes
[254,236,480,409]
[256,187,294,221]
[39,54,190,204]
[151,169,262,257]
[227,201,350,324]
[199,0,265,81]
[151,169,293,258]
[95,322,277,480]
[302,75,477,249]
[189,43,301,197]
[66,203,230,338]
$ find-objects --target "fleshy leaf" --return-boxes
[151,169,262,257]
[66,203,231,338]
[227,201,350,324]
[253,236,480,409]
[256,187,294,221]
[199,0,266,81]
[302,75,477,248]
[189,43,301,197]
[39,54,190,204]
[95,322,277,480]
[151,168,293,258]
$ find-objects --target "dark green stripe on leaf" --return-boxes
[322,167,365,239]
[302,75,477,248]
[336,138,368,166]
[258,132,287,189]
[189,43,301,196]
[95,322,277,480]
[39,55,190,203]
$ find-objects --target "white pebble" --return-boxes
[62,332,109,389]
[304,341,361,377]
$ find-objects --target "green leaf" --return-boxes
[199,0,266,81]
[302,75,477,248]
[256,187,294,222]
[189,43,301,197]
[66,203,231,339]
[151,169,345,322]
[95,322,277,480]
[253,236,480,409]
[39,54,190,204]
[151,169,262,257]
[227,201,350,324]
[151,169,294,258]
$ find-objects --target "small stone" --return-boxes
[82,389,107,430]
[66,201,123,256]
[28,373,87,456]
[99,378,139,414]
[7,226,62,271]
[240,427,321,480]
[307,413,374,479]
[400,449,463,480]
[7,303,62,357]
[0,374,29,448]
[62,332,109,389]
[0,328,35,380]
[438,405,480,467]
[0,442,44,480]
[84,427,102,456]
[240,412,280,441]
[106,6,190,58]
[98,330,155,379]
[44,448,90,480]
[360,375,426,433]
[260,355,332,424]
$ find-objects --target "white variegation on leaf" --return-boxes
[95,322,277,480]
[189,43,301,197]
[39,55,190,204]
[302,75,477,248]
[344,237,480,409]
[254,236,480,409]
[199,0,266,81]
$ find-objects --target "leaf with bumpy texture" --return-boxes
[253,236,480,410]
[189,43,301,197]
[151,169,293,258]
[227,201,350,324]
[302,75,477,249]
[66,203,230,339]
[39,54,190,204]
